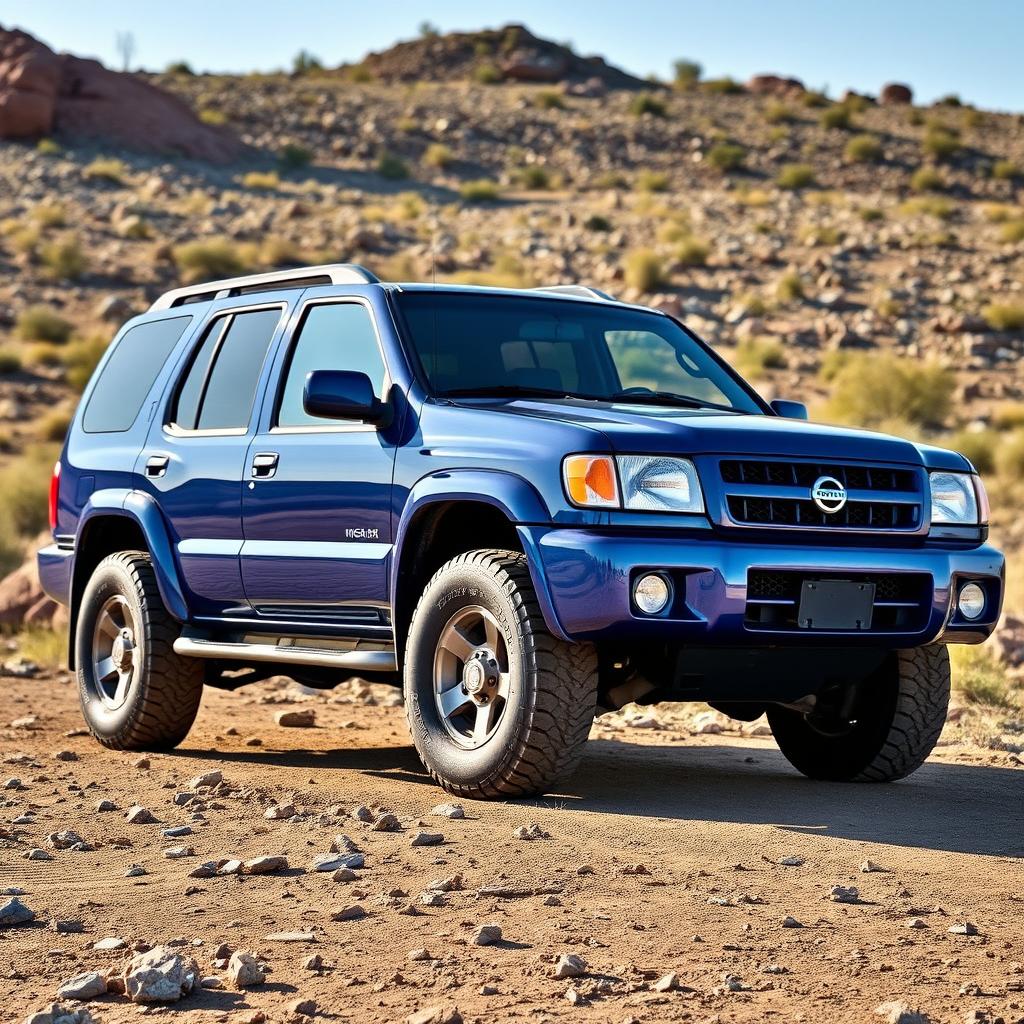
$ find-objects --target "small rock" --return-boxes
[554,953,587,979]
[654,972,680,992]
[875,1001,930,1024]
[265,930,317,942]
[907,917,928,929]
[264,803,296,820]
[122,945,199,1003]
[47,830,84,850]
[371,812,401,832]
[406,1007,463,1024]
[124,864,147,877]
[779,855,805,867]
[948,922,979,935]
[410,830,443,847]
[0,896,34,925]
[470,924,502,946]
[332,867,358,883]
[513,823,549,841]
[125,806,158,825]
[860,860,887,873]
[200,976,223,989]
[162,825,193,838]
[781,915,803,928]
[303,953,324,971]
[431,803,465,819]
[275,709,316,728]
[57,972,107,1001]
[312,852,363,871]
[95,799,116,812]
[188,770,223,789]
[94,936,127,950]
[350,805,374,822]
[23,848,53,861]
[163,846,194,859]
[829,885,860,904]
[408,948,432,961]
[53,750,78,762]
[330,904,366,921]
[227,951,265,989]
[242,855,288,875]
[51,919,84,934]
[290,998,318,1016]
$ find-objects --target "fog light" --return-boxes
[634,573,672,615]
[957,582,986,620]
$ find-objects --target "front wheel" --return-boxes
[767,646,950,782]
[404,549,598,799]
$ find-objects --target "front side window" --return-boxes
[171,308,281,431]
[83,316,191,433]
[277,302,386,427]
[396,292,763,414]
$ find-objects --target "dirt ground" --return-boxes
[1,669,1022,1024]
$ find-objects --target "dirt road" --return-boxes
[2,670,1022,1023]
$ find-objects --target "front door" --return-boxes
[240,297,397,628]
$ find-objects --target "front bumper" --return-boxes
[520,527,1004,646]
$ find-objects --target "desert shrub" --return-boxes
[36,138,61,156]
[535,89,565,110]
[474,62,502,84]
[824,353,953,429]
[992,160,1021,181]
[279,143,312,169]
[990,403,1024,430]
[910,166,945,192]
[802,90,829,108]
[39,409,72,442]
[423,143,453,169]
[707,142,745,171]
[775,270,804,302]
[859,206,885,222]
[765,102,795,124]
[40,236,86,280]
[513,165,552,190]
[292,49,323,75]
[672,59,702,90]
[83,158,126,184]
[675,237,710,266]
[948,429,997,474]
[982,302,1024,331]
[345,63,373,83]
[800,224,843,246]
[0,347,20,374]
[845,134,883,162]
[732,291,768,317]
[776,164,815,189]
[950,647,1014,708]
[995,429,1024,479]
[13,626,66,667]
[923,125,960,160]
[734,337,786,378]
[629,92,667,117]
[635,169,669,192]
[980,203,1014,223]
[997,219,1024,243]
[173,238,251,282]
[459,179,500,202]
[241,170,280,190]
[26,343,63,368]
[32,202,65,228]
[199,108,227,126]
[62,335,109,391]
[259,236,301,267]
[702,77,743,95]
[583,214,612,231]
[591,170,629,189]
[167,60,194,75]
[0,446,58,539]
[376,153,408,180]
[16,305,72,343]
[900,196,955,220]
[820,104,853,130]
[623,249,665,292]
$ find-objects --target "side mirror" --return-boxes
[303,370,390,427]
[770,399,808,420]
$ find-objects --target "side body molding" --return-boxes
[392,469,569,640]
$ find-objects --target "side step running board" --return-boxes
[173,636,397,673]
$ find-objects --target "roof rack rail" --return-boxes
[531,285,616,302]
[149,264,380,312]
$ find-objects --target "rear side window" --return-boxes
[82,316,191,433]
[171,308,281,431]
[276,303,387,427]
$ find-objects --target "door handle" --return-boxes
[145,454,169,478]
[251,452,279,479]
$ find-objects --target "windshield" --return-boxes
[395,292,764,414]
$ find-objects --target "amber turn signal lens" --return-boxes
[563,454,619,508]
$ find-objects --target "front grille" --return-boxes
[746,570,932,632]
[719,459,922,532]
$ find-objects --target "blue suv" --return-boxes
[38,264,1004,798]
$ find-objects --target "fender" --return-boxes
[76,489,190,622]
[392,469,570,641]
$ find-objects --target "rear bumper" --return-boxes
[38,543,73,606]
[520,527,1004,646]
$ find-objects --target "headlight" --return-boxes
[929,471,979,525]
[563,454,704,513]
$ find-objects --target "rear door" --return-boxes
[239,295,396,627]
[139,302,288,616]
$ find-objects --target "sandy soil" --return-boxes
[1,670,1022,1023]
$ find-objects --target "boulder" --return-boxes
[747,74,804,98]
[501,49,568,83]
[0,24,245,162]
[880,82,913,105]
[121,945,199,1004]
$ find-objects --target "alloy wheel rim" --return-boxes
[432,605,511,748]
[91,595,138,710]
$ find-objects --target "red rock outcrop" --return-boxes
[747,74,805,98]
[0,24,244,162]
[880,82,913,105]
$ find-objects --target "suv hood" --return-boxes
[463,398,969,470]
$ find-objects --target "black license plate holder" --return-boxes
[798,580,875,630]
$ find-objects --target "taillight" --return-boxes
[48,461,61,532]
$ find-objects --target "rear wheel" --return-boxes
[767,646,950,782]
[404,549,598,799]
[75,551,204,751]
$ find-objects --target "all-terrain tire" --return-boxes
[767,646,950,782]
[404,549,598,799]
[75,551,204,751]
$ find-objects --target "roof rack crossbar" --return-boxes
[149,264,380,312]
[530,285,615,302]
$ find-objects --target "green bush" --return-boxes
[990,403,1024,430]
[675,237,710,266]
[775,270,804,302]
[845,134,883,163]
[623,249,665,292]
[635,169,669,192]
[166,60,194,75]
[40,236,86,280]
[824,353,953,429]
[950,647,1014,708]
[583,214,612,232]
[474,63,502,84]
[629,92,667,117]
[62,335,109,391]
[241,170,280,190]
[734,337,786,378]
[900,196,955,220]
[459,179,500,202]
[279,143,312,169]
[702,77,743,95]
[38,409,72,442]
[982,302,1024,331]
[707,142,745,172]
[199,108,227,126]
[910,166,945,192]
[997,219,1024,243]
[820,104,854,130]
[672,59,702,90]
[923,125,960,160]
[534,89,565,110]
[16,305,72,343]
[36,138,61,157]
[992,160,1021,181]
[764,102,795,125]
[949,429,997,474]
[83,158,126,184]
[776,164,815,189]
[802,90,829,108]
[0,349,22,373]
[376,153,409,180]
[423,143,454,169]
[995,429,1024,480]
[173,238,251,282]
[0,446,58,539]
[513,165,552,190]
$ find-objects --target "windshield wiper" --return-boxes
[606,390,740,413]
[440,385,577,399]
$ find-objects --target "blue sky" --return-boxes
[8,0,1024,112]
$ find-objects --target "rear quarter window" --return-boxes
[83,316,192,433]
